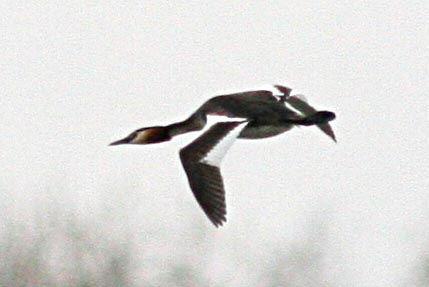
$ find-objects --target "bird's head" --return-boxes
[109,126,172,146]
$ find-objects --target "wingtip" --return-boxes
[273,85,293,96]
[212,218,226,228]
[325,130,337,143]
[209,212,227,228]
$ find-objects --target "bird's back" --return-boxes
[201,90,298,121]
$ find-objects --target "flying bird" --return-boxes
[110,85,336,227]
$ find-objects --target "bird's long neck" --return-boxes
[166,110,207,137]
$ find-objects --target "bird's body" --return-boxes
[200,92,297,138]
[110,85,336,227]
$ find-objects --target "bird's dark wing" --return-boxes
[273,85,292,98]
[286,95,337,142]
[179,121,247,227]
[219,90,278,102]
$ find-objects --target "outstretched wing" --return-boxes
[286,95,336,142]
[179,121,247,227]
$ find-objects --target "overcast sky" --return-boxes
[1,1,429,286]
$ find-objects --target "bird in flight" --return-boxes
[110,85,336,227]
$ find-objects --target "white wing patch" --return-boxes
[201,122,247,167]
[206,114,247,124]
[279,94,309,115]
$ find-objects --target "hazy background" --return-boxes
[1,1,428,286]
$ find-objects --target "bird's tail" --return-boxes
[291,111,336,126]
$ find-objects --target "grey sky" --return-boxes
[1,1,429,286]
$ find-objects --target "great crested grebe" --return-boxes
[110,85,336,227]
